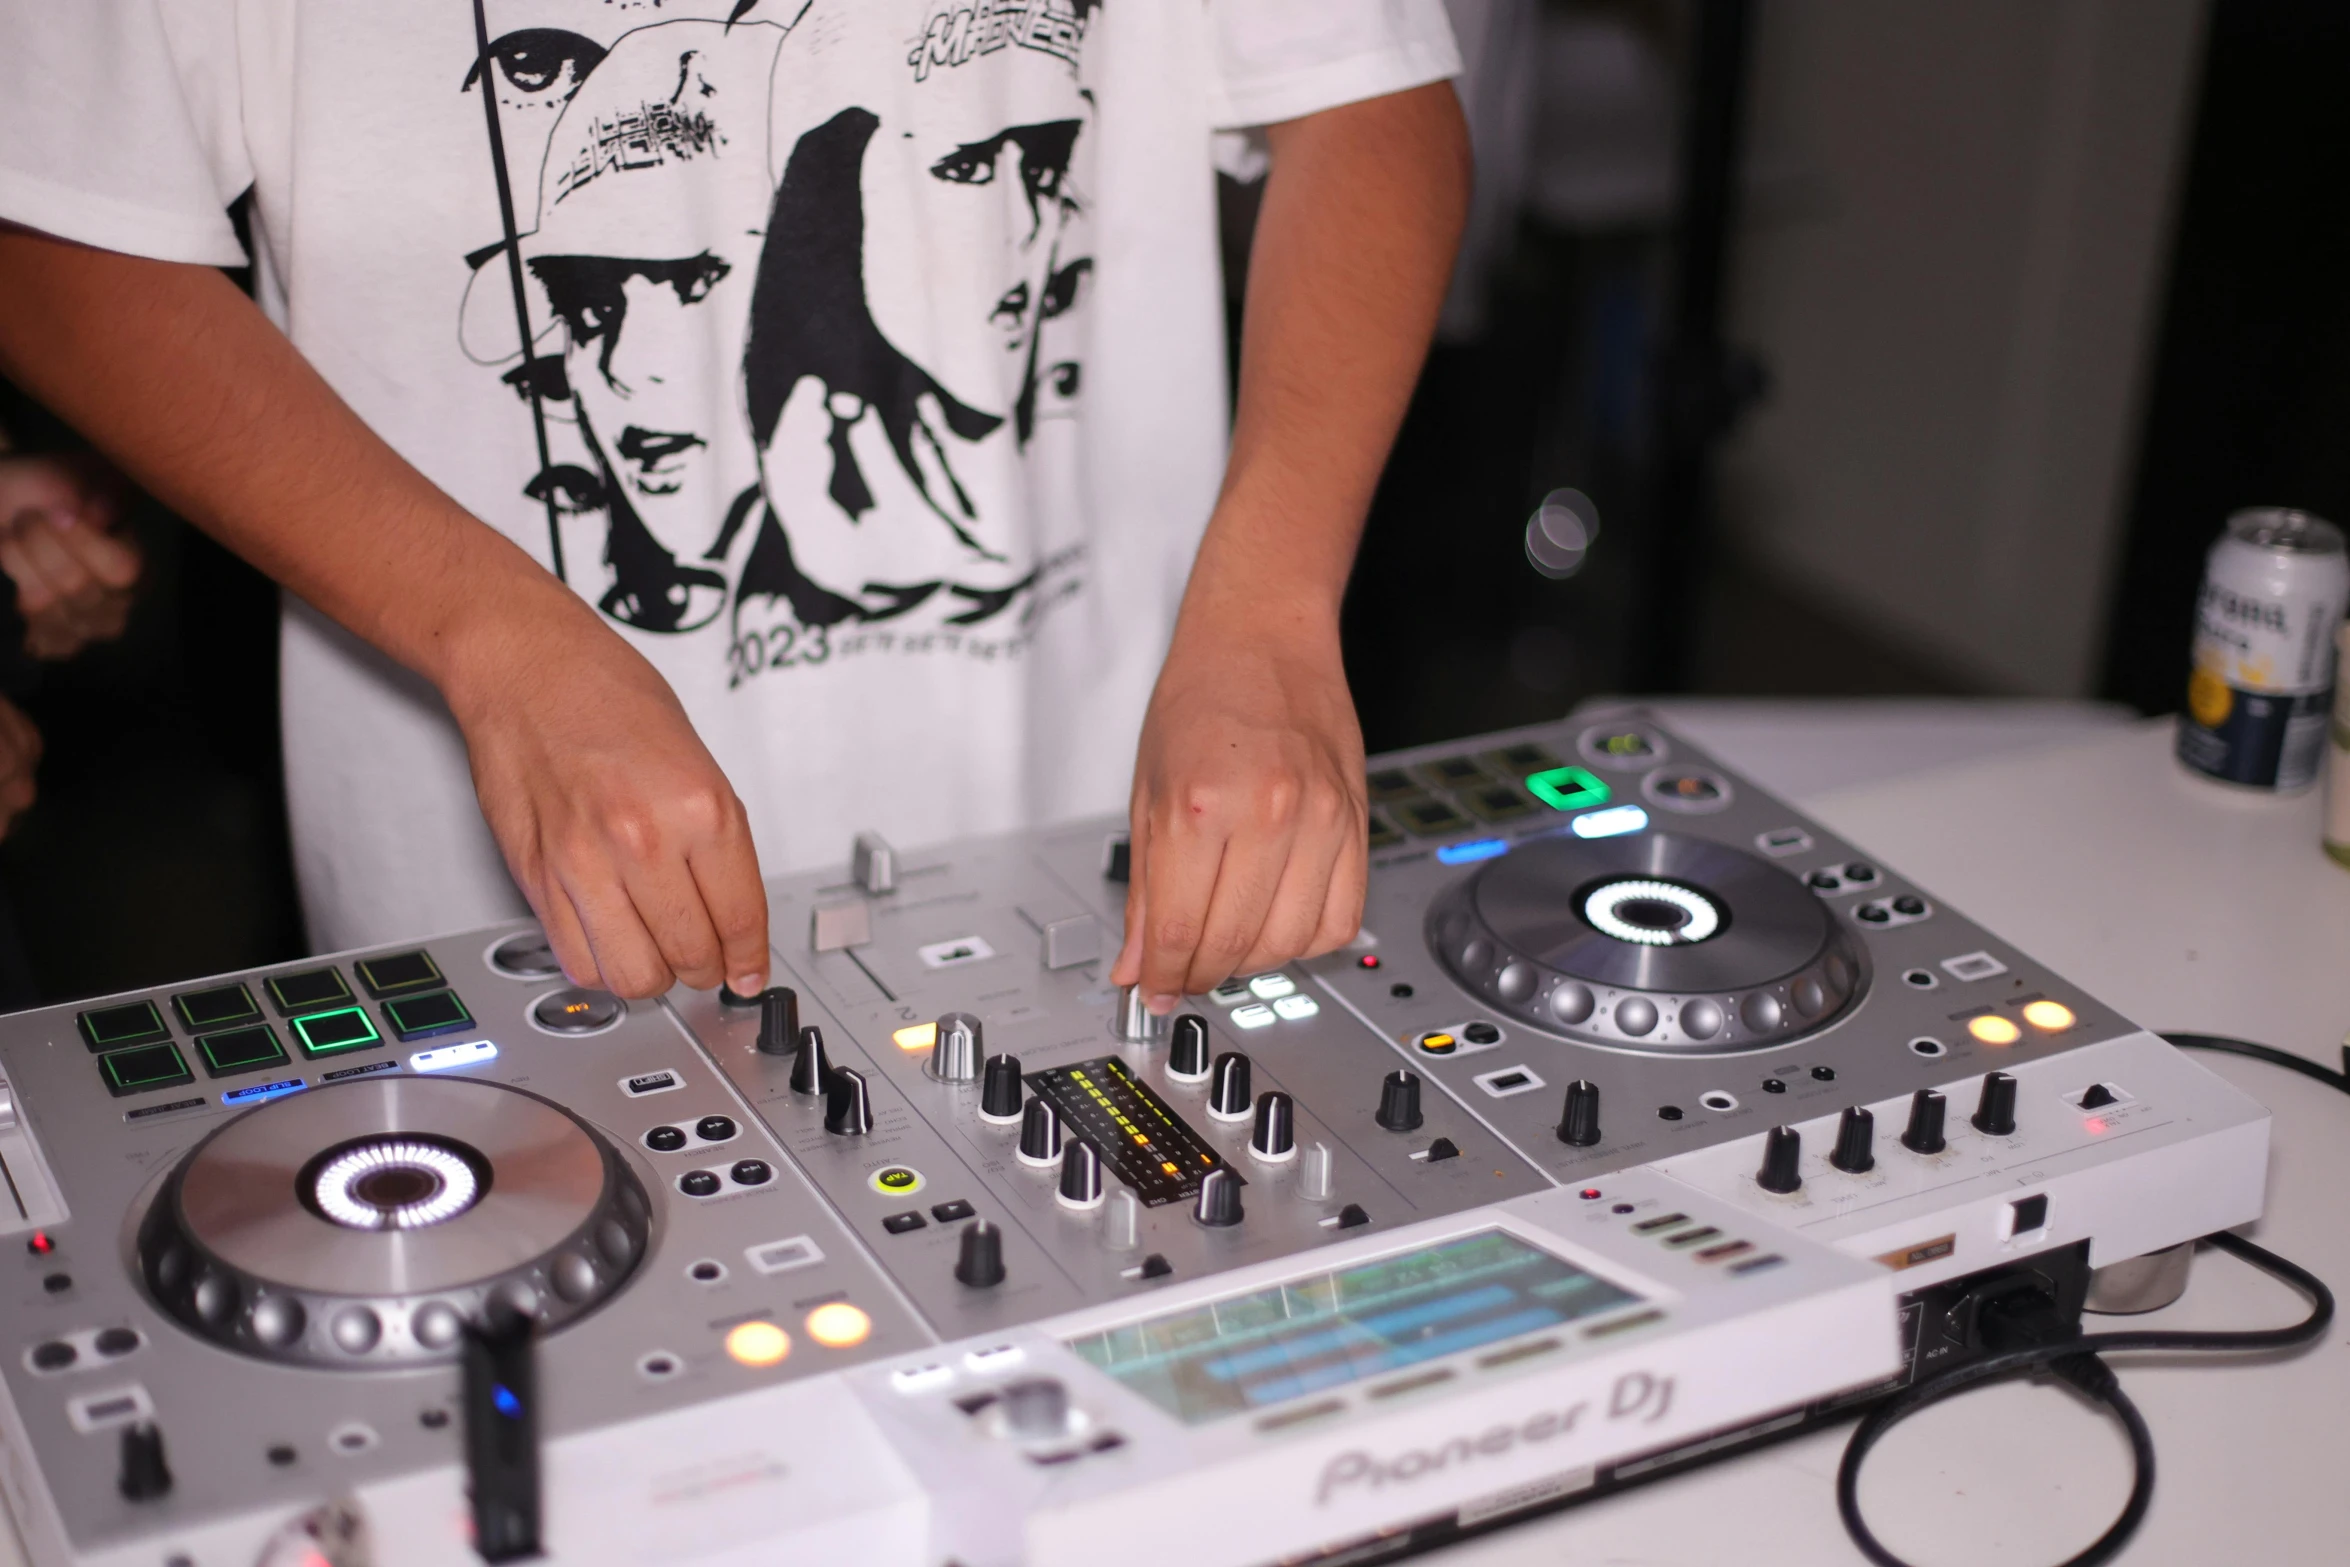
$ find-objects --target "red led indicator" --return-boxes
[2084,1117,2107,1135]
[25,1232,52,1256]
[1579,1187,1603,1200]
[1357,954,1382,970]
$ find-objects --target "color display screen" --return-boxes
[1064,1230,1641,1425]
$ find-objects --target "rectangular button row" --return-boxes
[77,950,449,1057]
[92,990,474,1098]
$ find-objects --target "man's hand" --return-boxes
[1121,591,1366,1006]
[445,579,771,1000]
[0,693,39,840]
[0,453,140,660]
[0,226,770,999]
[1113,81,1468,1008]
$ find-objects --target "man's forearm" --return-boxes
[0,226,582,693]
[1191,80,1470,630]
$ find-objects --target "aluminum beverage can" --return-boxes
[2177,507,2349,792]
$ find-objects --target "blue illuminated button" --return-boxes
[410,1039,498,1074]
[491,1384,522,1418]
[1571,805,1649,839]
[221,1077,307,1107]
[1436,838,1509,866]
[1524,766,1611,812]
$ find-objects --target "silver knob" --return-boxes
[1298,1141,1333,1201]
[1104,1189,1140,1250]
[931,1012,982,1082]
[1114,985,1172,1045]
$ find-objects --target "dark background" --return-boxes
[5,0,2345,1006]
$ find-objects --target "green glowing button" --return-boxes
[197,1024,289,1079]
[291,1006,382,1058]
[267,967,353,1016]
[1525,766,1612,812]
[99,1042,192,1097]
[174,983,262,1032]
[383,990,473,1041]
[77,1000,170,1054]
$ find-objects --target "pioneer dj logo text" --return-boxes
[1313,1371,1678,1506]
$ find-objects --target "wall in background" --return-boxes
[1718,0,2206,695]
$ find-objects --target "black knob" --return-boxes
[954,1220,1006,1288]
[1208,1052,1252,1120]
[1169,1013,1212,1080]
[1017,1098,1063,1166]
[981,1053,1025,1121]
[2080,1082,2117,1110]
[1194,1167,1245,1228]
[1901,1089,1947,1154]
[1250,1092,1296,1160]
[1829,1106,1875,1173]
[1057,1138,1105,1208]
[1376,1069,1424,1133]
[118,1421,172,1502]
[1756,1125,1803,1193]
[823,1066,872,1136]
[1972,1071,2018,1136]
[790,1025,830,1096]
[756,987,800,1057]
[1557,1080,1601,1147]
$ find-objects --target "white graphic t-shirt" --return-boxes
[0,0,1457,950]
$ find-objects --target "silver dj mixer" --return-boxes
[0,714,2270,1566]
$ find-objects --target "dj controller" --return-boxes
[0,715,2270,1566]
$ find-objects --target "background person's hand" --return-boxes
[0,453,140,660]
[0,693,40,841]
[446,582,772,1002]
[1113,576,1368,1010]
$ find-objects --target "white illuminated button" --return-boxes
[891,1363,954,1395]
[964,1344,1024,1373]
[1247,973,1297,1000]
[1231,1004,1277,1030]
[1572,805,1650,839]
[1272,995,1319,1021]
[409,1039,497,1074]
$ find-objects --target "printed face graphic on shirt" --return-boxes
[460,1,1098,666]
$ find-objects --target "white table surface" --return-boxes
[9,708,2342,1566]
[1437,713,2350,1567]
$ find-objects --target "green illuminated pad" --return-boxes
[100,1043,192,1097]
[291,1007,382,1057]
[77,1000,170,1054]
[383,990,472,1041]
[267,967,353,1015]
[356,950,445,998]
[1524,765,1611,812]
[174,983,262,1032]
[197,1024,289,1079]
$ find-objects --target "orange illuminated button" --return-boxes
[2021,1000,2075,1032]
[892,1022,937,1052]
[1967,1015,2022,1046]
[1417,1032,1458,1055]
[725,1320,791,1368]
[806,1302,872,1349]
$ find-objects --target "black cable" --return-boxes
[2162,1032,2350,1096]
[1837,1231,2334,1567]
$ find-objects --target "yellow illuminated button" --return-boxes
[806,1302,872,1349]
[1967,1015,2023,1046]
[2021,1000,2075,1032]
[1418,1032,1458,1055]
[725,1320,791,1368]
[893,1021,937,1052]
